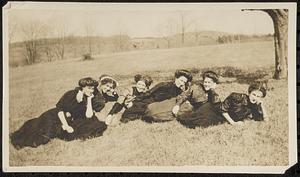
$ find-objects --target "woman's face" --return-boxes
[203,77,217,91]
[175,76,188,91]
[249,90,264,104]
[136,80,147,93]
[82,86,94,97]
[100,83,114,95]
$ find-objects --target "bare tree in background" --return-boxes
[193,23,201,46]
[243,9,288,79]
[179,12,193,46]
[20,20,47,64]
[158,19,176,49]
[41,25,55,62]
[54,23,69,60]
[84,21,96,57]
[113,26,129,52]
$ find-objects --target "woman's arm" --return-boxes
[252,101,268,121]
[172,85,192,116]
[105,89,128,125]
[222,112,243,125]
[260,102,268,121]
[58,111,74,133]
[220,93,243,125]
[86,95,94,118]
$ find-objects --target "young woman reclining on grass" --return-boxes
[88,74,128,125]
[10,77,107,149]
[104,74,153,125]
[176,71,222,128]
[178,82,268,128]
[138,69,193,123]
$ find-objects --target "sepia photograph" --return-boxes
[2,2,297,173]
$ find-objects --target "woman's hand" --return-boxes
[65,112,71,118]
[76,90,84,103]
[106,89,115,97]
[88,93,94,99]
[125,102,133,108]
[256,98,263,105]
[62,124,74,133]
[86,95,94,118]
[105,114,114,125]
[172,105,180,117]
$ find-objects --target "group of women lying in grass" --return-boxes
[10,70,268,149]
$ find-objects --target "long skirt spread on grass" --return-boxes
[120,101,149,123]
[176,102,225,128]
[142,98,177,123]
[10,108,107,149]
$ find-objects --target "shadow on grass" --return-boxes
[111,66,273,87]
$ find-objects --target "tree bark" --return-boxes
[243,9,288,79]
[262,9,288,79]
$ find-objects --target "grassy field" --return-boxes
[8,41,289,166]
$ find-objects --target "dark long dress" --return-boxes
[177,92,264,128]
[176,84,221,128]
[10,88,107,149]
[120,87,151,123]
[140,82,183,123]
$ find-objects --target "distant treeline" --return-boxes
[9,32,273,67]
[216,34,273,44]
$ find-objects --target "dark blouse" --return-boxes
[56,88,118,119]
[132,87,143,97]
[108,86,149,115]
[177,83,221,109]
[92,89,119,112]
[140,82,182,104]
[56,89,89,119]
[219,92,264,122]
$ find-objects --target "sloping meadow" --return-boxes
[9,65,288,166]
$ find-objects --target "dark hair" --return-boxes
[202,71,219,84]
[78,77,98,88]
[99,74,118,89]
[174,69,193,82]
[134,74,153,88]
[248,82,267,97]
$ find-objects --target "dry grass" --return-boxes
[8,41,289,166]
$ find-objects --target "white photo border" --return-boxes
[2,2,298,174]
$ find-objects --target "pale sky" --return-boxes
[7,3,274,42]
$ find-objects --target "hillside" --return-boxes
[8,31,273,67]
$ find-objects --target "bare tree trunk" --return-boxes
[244,9,288,79]
[24,40,38,64]
[263,9,288,79]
